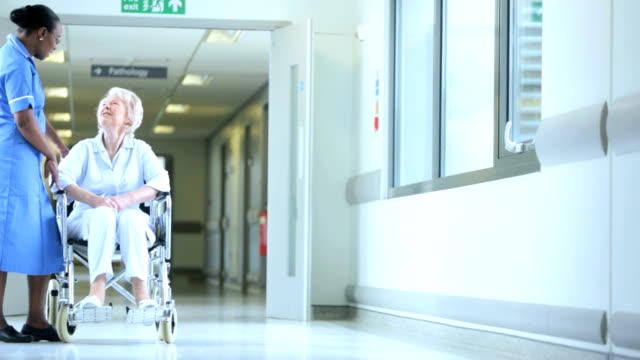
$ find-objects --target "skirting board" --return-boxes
[312,306,354,321]
[345,285,607,345]
[351,306,609,360]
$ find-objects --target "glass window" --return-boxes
[391,0,541,194]
[393,0,437,187]
[509,0,542,144]
[441,0,496,176]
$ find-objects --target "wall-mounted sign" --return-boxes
[91,65,168,79]
[374,71,380,132]
[122,0,185,15]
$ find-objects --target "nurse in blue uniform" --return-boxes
[0,5,69,343]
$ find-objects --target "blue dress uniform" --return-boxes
[0,34,63,275]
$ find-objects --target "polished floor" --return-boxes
[1,273,613,360]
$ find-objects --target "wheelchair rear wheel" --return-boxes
[46,279,60,325]
[56,305,76,343]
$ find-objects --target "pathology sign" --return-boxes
[91,65,168,79]
[122,0,185,15]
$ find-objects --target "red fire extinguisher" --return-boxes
[259,210,267,256]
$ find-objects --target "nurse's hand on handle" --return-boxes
[13,108,61,188]
[43,157,59,189]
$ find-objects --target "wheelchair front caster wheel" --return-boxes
[159,308,177,344]
[56,305,76,343]
[46,279,60,325]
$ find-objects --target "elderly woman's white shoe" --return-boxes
[136,299,159,326]
[76,295,102,309]
[137,299,158,309]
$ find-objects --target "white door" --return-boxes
[266,20,313,321]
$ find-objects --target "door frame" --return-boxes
[59,15,313,320]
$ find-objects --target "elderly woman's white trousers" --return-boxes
[67,206,153,284]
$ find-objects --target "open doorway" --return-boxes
[32,15,313,321]
[34,22,271,283]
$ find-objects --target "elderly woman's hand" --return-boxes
[90,196,119,210]
[111,194,133,212]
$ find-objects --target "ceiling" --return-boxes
[1,18,270,143]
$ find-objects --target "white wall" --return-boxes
[351,0,615,335]
[611,0,640,355]
[354,0,389,178]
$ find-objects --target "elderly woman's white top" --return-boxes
[58,134,170,214]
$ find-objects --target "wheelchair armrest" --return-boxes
[149,192,172,230]
[53,190,69,215]
[150,191,172,260]
[154,191,170,202]
[53,189,66,200]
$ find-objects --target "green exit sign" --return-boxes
[531,1,542,23]
[122,0,185,15]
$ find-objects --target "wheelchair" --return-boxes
[47,190,178,343]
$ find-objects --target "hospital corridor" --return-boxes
[0,0,639,359]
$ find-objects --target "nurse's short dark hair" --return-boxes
[10,4,60,35]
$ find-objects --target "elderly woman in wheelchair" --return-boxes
[50,87,176,342]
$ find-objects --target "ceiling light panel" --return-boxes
[56,129,72,138]
[153,125,176,134]
[165,104,190,114]
[181,74,213,86]
[43,50,65,63]
[44,87,68,98]
[49,112,71,122]
[206,30,242,44]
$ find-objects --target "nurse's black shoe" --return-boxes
[20,324,61,342]
[0,325,33,343]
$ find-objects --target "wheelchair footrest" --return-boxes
[72,306,113,323]
[126,306,167,325]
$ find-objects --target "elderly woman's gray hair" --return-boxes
[96,87,143,137]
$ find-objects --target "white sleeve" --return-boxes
[140,142,170,192]
[56,141,89,191]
